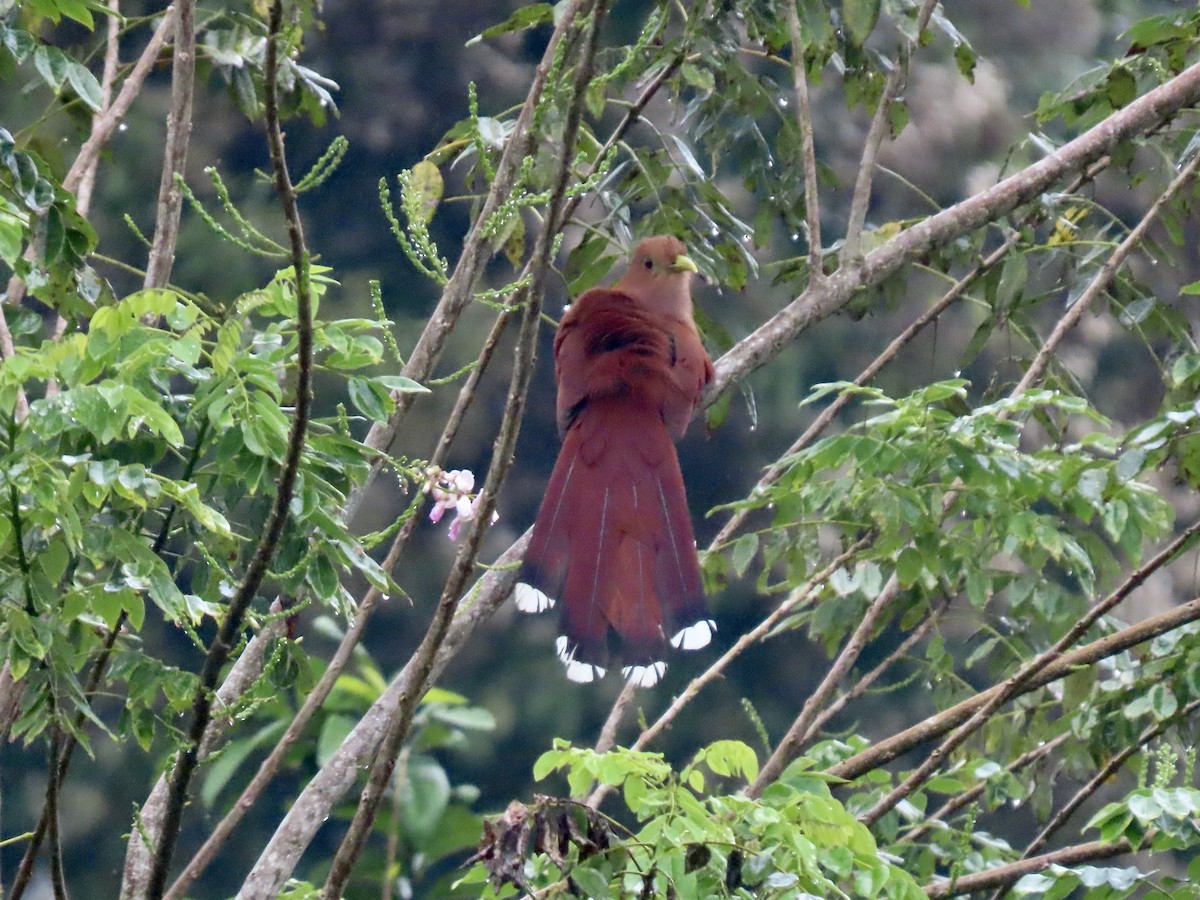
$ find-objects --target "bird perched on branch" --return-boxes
[515,235,716,687]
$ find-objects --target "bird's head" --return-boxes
[628,235,698,280]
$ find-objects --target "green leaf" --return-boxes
[400,753,452,841]
[895,546,923,587]
[1105,67,1137,109]
[33,44,68,90]
[374,374,429,394]
[405,160,443,224]
[466,3,554,46]
[347,376,395,423]
[66,60,102,111]
[842,0,881,46]
[1127,791,1161,824]
[569,866,611,900]
[730,533,757,578]
[993,252,1027,319]
[429,705,496,731]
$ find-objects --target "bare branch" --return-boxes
[842,0,939,264]
[63,7,178,196]
[143,0,195,291]
[924,837,1135,899]
[74,0,123,217]
[784,0,823,279]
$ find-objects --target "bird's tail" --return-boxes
[515,396,713,686]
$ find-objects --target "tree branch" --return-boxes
[140,2,312,895]
[829,591,1200,783]
[143,0,195,291]
[74,0,123,217]
[708,61,1200,401]
[784,0,823,279]
[924,837,1135,899]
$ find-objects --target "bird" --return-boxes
[514,235,716,687]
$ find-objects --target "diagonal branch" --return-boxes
[708,60,1200,402]
[924,836,1135,899]
[829,592,1200,783]
[74,0,124,217]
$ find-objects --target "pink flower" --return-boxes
[426,467,497,540]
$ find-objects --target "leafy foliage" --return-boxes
[2,0,1200,898]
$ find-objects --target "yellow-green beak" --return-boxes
[671,254,699,274]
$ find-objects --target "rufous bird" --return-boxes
[515,235,716,687]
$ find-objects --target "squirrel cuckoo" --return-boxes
[515,235,715,687]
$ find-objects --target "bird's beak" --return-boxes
[671,254,699,274]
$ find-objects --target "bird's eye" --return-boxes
[642,257,654,270]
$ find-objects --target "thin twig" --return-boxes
[593,683,638,756]
[64,7,177,196]
[842,0,939,264]
[784,1,823,279]
[143,2,313,895]
[144,0,195,291]
[749,568,903,797]
[899,733,1069,845]
[45,722,68,900]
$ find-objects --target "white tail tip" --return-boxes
[670,619,716,651]
[514,582,555,613]
[555,636,605,683]
[621,662,667,688]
